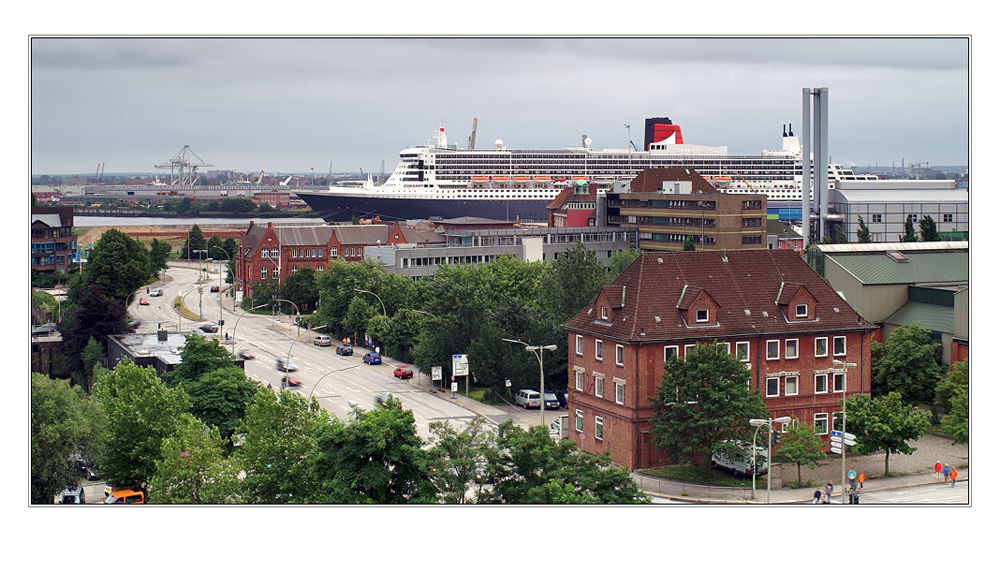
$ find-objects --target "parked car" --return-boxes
[282,373,302,387]
[74,459,98,481]
[149,288,163,297]
[362,352,382,365]
[31,322,58,336]
[237,348,256,360]
[210,285,220,292]
[102,489,145,504]
[59,486,86,504]
[313,335,332,346]
[276,357,298,372]
[393,366,414,379]
[711,440,768,478]
[542,391,560,410]
[199,323,219,333]
[514,389,541,409]
[335,344,354,356]
[139,297,150,305]
[555,390,569,408]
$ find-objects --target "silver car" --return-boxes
[313,335,332,346]
[276,357,298,372]
[514,389,541,409]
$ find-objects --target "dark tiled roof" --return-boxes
[275,225,335,246]
[240,223,270,257]
[627,169,719,193]
[564,249,875,342]
[397,224,446,244]
[332,225,392,245]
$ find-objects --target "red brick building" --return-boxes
[236,221,392,300]
[547,180,598,227]
[31,206,78,274]
[562,249,877,470]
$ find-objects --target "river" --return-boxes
[74,216,328,228]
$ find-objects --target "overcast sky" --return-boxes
[30,37,969,176]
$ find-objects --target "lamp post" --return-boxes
[833,358,857,504]
[273,298,301,387]
[749,415,791,504]
[230,303,268,356]
[212,244,234,324]
[309,364,359,400]
[354,288,387,317]
[193,249,208,281]
[502,338,557,427]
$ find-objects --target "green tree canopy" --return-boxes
[479,421,648,504]
[31,374,106,503]
[845,392,931,476]
[180,224,206,261]
[857,216,872,243]
[148,238,172,276]
[649,343,768,478]
[234,389,327,504]
[92,360,190,491]
[148,415,242,504]
[425,417,495,503]
[312,395,434,504]
[919,215,940,242]
[83,227,151,304]
[937,359,969,444]
[181,366,262,442]
[900,216,918,242]
[279,265,319,312]
[165,333,236,387]
[776,420,828,484]
[871,323,944,405]
[61,285,129,377]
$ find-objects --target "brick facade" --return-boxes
[563,249,877,470]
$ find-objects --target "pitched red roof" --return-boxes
[563,250,875,342]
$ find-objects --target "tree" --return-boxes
[776,421,828,484]
[220,197,255,214]
[683,235,696,251]
[31,374,106,504]
[148,415,242,504]
[649,343,768,479]
[80,336,105,389]
[180,224,206,261]
[234,389,327,503]
[148,238,172,277]
[607,247,641,280]
[940,384,969,444]
[92,360,190,491]
[82,228,151,305]
[871,323,944,406]
[479,422,648,504]
[899,216,918,242]
[312,395,435,504]
[206,234,225,260]
[425,417,495,503]
[934,358,968,422]
[61,285,129,378]
[857,216,872,243]
[279,265,319,312]
[181,366,262,442]
[845,392,931,476]
[919,215,940,242]
[165,333,236,387]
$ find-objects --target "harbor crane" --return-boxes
[467,117,478,149]
[155,145,214,187]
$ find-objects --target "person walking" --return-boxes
[942,463,950,483]
[935,460,942,476]
[824,481,834,504]
[949,466,958,487]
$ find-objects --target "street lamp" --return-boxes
[230,303,268,356]
[353,288,387,317]
[193,248,208,281]
[308,364,359,400]
[502,338,557,427]
[212,244,234,314]
[273,298,302,388]
[749,415,791,504]
[833,358,857,504]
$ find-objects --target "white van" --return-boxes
[711,441,768,477]
[514,389,541,409]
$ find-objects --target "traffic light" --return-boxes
[771,431,781,446]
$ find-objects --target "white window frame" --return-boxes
[736,341,750,362]
[696,308,709,322]
[833,336,847,356]
[601,306,608,320]
[785,375,798,396]
[795,304,808,318]
[815,373,828,394]
[595,375,604,399]
[272,265,280,278]
[615,380,625,405]
[664,345,679,361]
[615,344,624,367]
[766,340,780,360]
[684,344,696,359]
[815,337,828,358]
[260,248,267,258]
[833,372,845,393]
[260,267,267,280]
[785,338,798,359]
[575,334,583,356]
[595,339,603,362]
[331,247,338,258]
[594,416,604,440]
[575,409,583,432]
[575,369,584,392]
[766,377,780,397]
[814,413,829,435]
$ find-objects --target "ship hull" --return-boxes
[295,191,552,222]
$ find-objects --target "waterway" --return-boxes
[75,216,328,228]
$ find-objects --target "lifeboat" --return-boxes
[471,176,489,182]
[534,176,551,181]
[571,176,590,181]
[553,177,567,182]
[513,176,530,181]
[493,176,509,181]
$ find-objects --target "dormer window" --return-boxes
[795,304,808,318]
[601,306,609,320]
[696,309,709,323]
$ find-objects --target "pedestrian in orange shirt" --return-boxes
[949,466,958,487]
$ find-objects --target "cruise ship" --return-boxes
[294,117,876,222]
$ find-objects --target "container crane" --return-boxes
[467,118,478,149]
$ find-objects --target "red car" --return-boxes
[393,366,414,379]
[282,374,302,387]
[139,297,150,305]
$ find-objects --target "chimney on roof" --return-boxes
[722,250,728,263]
[783,124,787,138]
[157,329,168,342]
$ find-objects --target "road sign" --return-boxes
[843,432,856,440]
[830,445,842,454]
[843,438,857,446]
[453,354,469,376]
[431,366,442,381]
[831,435,842,443]
[451,382,458,392]
[831,430,842,438]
